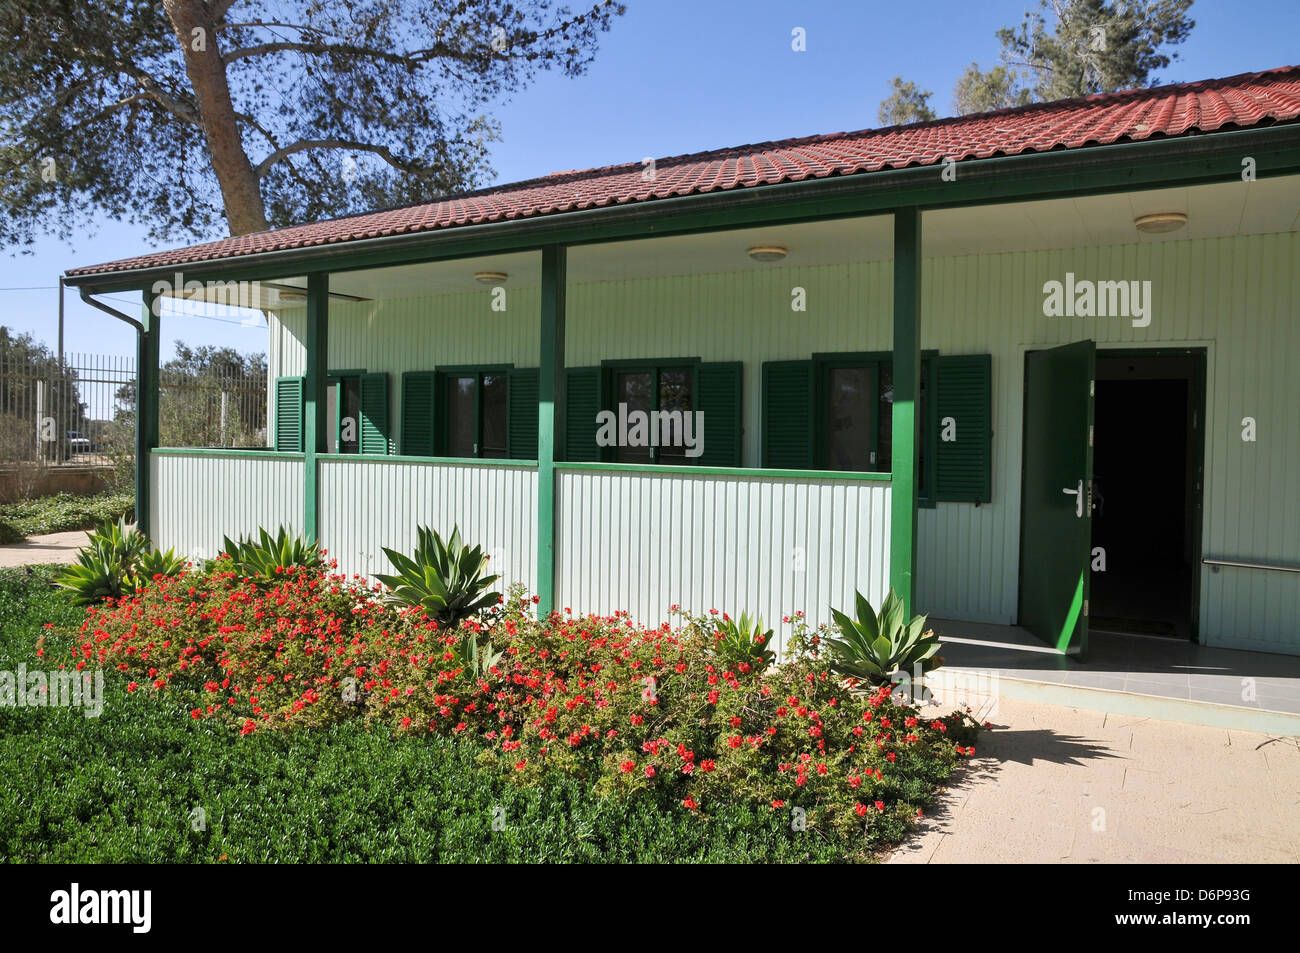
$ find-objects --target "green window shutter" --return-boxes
[358,372,391,455]
[508,368,539,459]
[761,360,814,469]
[400,371,436,456]
[564,366,603,462]
[695,361,743,467]
[274,376,304,452]
[934,353,992,502]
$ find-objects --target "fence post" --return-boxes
[137,293,160,536]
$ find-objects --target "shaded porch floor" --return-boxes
[930,619,1300,732]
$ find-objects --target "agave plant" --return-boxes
[712,611,777,672]
[54,518,172,605]
[128,547,188,587]
[374,525,501,628]
[827,588,941,684]
[221,526,323,583]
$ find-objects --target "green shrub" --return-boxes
[63,570,981,857]
[0,491,133,538]
[220,526,323,583]
[0,520,22,545]
[827,588,942,684]
[374,525,502,628]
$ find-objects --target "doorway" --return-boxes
[1089,350,1204,640]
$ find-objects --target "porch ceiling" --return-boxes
[161,174,1300,308]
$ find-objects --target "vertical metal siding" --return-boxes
[554,469,890,652]
[149,452,305,559]
[565,264,893,467]
[317,458,538,592]
[917,233,1300,652]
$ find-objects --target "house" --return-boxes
[65,66,1300,661]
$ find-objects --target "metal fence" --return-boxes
[0,350,267,492]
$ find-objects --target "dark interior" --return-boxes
[1090,353,1200,638]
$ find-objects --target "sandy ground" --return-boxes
[888,695,1300,863]
[0,531,89,567]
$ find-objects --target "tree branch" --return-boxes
[253,138,419,179]
[223,39,490,67]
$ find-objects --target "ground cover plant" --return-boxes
[16,530,982,861]
[0,490,134,541]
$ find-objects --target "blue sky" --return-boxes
[3,0,1296,361]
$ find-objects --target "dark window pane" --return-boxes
[877,363,893,473]
[340,378,361,455]
[615,371,652,464]
[827,366,873,471]
[446,375,476,457]
[327,383,339,453]
[656,368,693,463]
[481,373,508,458]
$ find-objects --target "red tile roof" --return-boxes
[68,66,1300,278]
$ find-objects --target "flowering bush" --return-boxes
[54,568,983,854]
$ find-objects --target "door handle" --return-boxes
[1062,480,1084,518]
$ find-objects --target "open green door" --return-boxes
[1020,340,1095,656]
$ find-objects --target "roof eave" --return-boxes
[65,121,1300,295]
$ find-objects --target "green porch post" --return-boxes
[136,292,161,536]
[537,245,567,616]
[303,272,329,541]
[890,208,922,617]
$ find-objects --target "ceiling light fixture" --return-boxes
[747,245,788,262]
[1134,212,1188,234]
[475,271,508,284]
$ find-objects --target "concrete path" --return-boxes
[0,531,89,567]
[889,696,1300,864]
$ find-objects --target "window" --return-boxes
[762,351,990,503]
[445,370,508,458]
[271,373,389,455]
[565,360,742,467]
[399,367,538,460]
[609,363,695,464]
[326,371,390,455]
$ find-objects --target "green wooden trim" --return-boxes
[317,453,537,467]
[811,350,893,362]
[303,273,329,541]
[555,461,892,482]
[66,126,1300,295]
[328,367,366,377]
[890,208,921,618]
[537,244,566,616]
[437,363,514,373]
[136,292,160,535]
[600,357,700,368]
[152,447,305,461]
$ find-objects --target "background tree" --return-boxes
[955,0,1194,114]
[877,76,937,126]
[0,0,625,248]
[952,62,1033,115]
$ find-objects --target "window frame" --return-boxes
[599,357,702,464]
[438,363,515,459]
[808,350,939,501]
[326,368,367,455]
